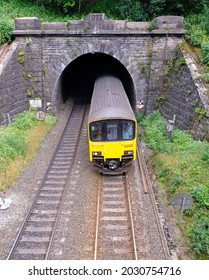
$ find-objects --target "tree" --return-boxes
[28,0,207,18]
[140,0,205,18]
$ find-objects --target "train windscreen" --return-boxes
[90,120,135,142]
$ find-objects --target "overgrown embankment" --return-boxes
[137,111,209,259]
[0,111,57,191]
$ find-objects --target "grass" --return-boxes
[0,110,57,191]
[138,111,209,259]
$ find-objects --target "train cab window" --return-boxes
[107,124,118,141]
[122,121,134,140]
[90,123,103,141]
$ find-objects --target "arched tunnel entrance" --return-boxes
[60,53,136,109]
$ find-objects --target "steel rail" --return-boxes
[94,173,138,260]
[94,174,101,260]
[45,104,88,259]
[124,174,138,260]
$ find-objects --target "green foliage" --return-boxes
[190,184,209,208]
[62,1,76,13]
[141,111,209,258]
[169,175,185,194]
[140,111,171,153]
[112,0,146,21]
[188,216,209,258]
[202,73,209,83]
[184,13,207,47]
[171,129,193,151]
[177,58,186,67]
[156,95,166,104]
[195,107,208,117]
[148,18,157,31]
[0,19,12,45]
[0,0,73,29]
[0,111,56,163]
[0,128,26,161]
[135,113,146,124]
[43,112,57,127]
[12,111,39,130]
[164,0,204,15]
[0,0,206,38]
[17,51,25,64]
[201,41,209,65]
[129,1,145,21]
[201,150,209,166]
[203,6,209,36]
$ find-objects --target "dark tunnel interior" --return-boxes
[61,53,136,109]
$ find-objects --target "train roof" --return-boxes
[88,75,136,123]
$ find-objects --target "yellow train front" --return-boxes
[88,75,137,174]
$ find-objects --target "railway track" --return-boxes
[7,103,87,260]
[94,174,137,260]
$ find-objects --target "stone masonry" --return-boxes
[1,14,209,138]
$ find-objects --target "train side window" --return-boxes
[90,123,103,141]
[107,124,118,141]
[122,122,134,140]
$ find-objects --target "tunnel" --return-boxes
[60,53,136,109]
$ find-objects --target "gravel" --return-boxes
[0,100,73,259]
[0,100,186,260]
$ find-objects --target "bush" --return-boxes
[201,150,209,165]
[0,111,56,162]
[203,6,209,35]
[12,111,39,130]
[190,184,209,208]
[0,128,26,161]
[189,216,209,258]
[140,111,172,153]
[141,111,209,258]
[184,14,207,47]
[0,19,12,45]
[201,41,209,65]
[171,129,193,151]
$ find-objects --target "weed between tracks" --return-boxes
[137,111,209,259]
[0,111,57,192]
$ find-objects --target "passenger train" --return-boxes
[88,75,137,174]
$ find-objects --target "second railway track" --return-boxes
[7,103,87,260]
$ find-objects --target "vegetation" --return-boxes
[138,111,209,259]
[0,19,13,45]
[0,0,209,259]
[21,0,205,19]
[0,0,208,45]
[184,7,209,79]
[0,111,57,191]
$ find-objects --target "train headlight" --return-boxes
[92,151,102,156]
[124,150,133,155]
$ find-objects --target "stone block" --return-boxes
[127,22,149,30]
[14,17,41,30]
[42,23,68,31]
[156,16,184,29]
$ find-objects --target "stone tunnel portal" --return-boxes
[60,53,136,109]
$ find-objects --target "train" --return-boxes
[88,75,137,174]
